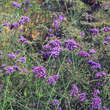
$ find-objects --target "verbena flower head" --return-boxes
[23,68,28,73]
[4,66,14,74]
[47,75,61,85]
[3,22,8,26]
[105,36,110,41]
[104,41,109,45]
[53,99,59,106]
[44,40,62,58]
[88,60,101,70]
[70,84,79,97]
[58,107,62,110]
[0,70,3,73]
[102,27,110,32]
[90,28,99,35]
[58,14,65,22]
[80,32,85,37]
[65,40,80,51]
[78,93,86,102]
[25,0,30,5]
[7,53,16,59]
[92,96,102,109]
[33,66,46,78]
[0,51,2,57]
[93,89,100,96]
[12,1,21,8]
[12,65,20,71]
[50,47,62,58]
[54,20,59,29]
[78,51,91,57]
[89,49,96,54]
[95,72,107,79]
[19,16,30,25]
[16,56,26,64]
[103,106,109,110]
[0,84,2,89]
[44,40,61,50]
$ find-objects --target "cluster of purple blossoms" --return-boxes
[16,56,26,64]
[19,16,30,25]
[3,22,8,26]
[44,40,62,58]
[103,106,109,110]
[7,53,16,59]
[93,89,100,96]
[18,35,29,44]
[53,99,59,106]
[80,32,85,37]
[49,99,62,110]
[104,4,110,9]
[33,66,46,78]
[53,14,65,29]
[90,28,99,35]
[104,41,109,45]
[102,27,110,32]
[8,15,30,30]
[4,66,14,74]
[0,84,2,89]
[47,74,61,85]
[12,1,21,8]
[88,60,101,70]
[89,49,96,54]
[95,72,107,79]
[13,65,20,71]
[0,51,2,57]
[70,84,86,102]
[78,93,87,102]
[92,96,102,109]
[78,51,91,57]
[70,84,79,97]
[105,36,110,41]
[65,40,80,51]
[4,65,20,74]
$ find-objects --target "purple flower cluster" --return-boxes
[18,35,29,44]
[89,49,96,54]
[44,40,62,58]
[90,28,99,35]
[0,84,2,89]
[105,36,110,41]
[33,66,46,78]
[47,74,61,85]
[102,27,110,32]
[65,40,80,51]
[78,51,91,57]
[93,89,100,96]
[80,32,85,37]
[78,93,86,102]
[19,16,30,25]
[70,84,79,97]
[7,53,16,59]
[0,51,2,57]
[53,14,65,29]
[70,84,86,102]
[4,65,20,74]
[9,16,30,30]
[92,96,102,109]
[95,72,107,79]
[16,56,26,64]
[103,106,109,110]
[88,60,101,70]
[12,1,21,8]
